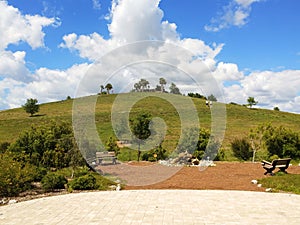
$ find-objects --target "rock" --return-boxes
[251,179,258,184]
[265,188,272,192]
[257,184,262,188]
[116,184,121,191]
[8,199,18,204]
[109,185,117,191]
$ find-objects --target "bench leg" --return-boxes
[264,168,274,175]
[278,168,287,173]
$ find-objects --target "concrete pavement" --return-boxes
[1,190,300,224]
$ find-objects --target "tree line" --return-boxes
[132,78,181,95]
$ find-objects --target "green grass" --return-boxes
[1,93,300,152]
[259,173,300,194]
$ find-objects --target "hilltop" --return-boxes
[1,93,300,154]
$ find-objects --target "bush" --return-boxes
[0,152,35,197]
[142,144,168,162]
[231,138,252,161]
[41,172,67,191]
[33,166,48,182]
[69,174,98,190]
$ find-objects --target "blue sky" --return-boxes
[1,0,300,113]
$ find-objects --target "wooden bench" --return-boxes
[96,151,117,165]
[261,158,291,175]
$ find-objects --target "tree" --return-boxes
[106,137,120,156]
[159,77,167,93]
[169,82,181,95]
[262,125,300,158]
[23,98,39,116]
[188,93,206,99]
[105,83,113,94]
[247,97,258,108]
[139,79,149,92]
[134,82,141,92]
[249,124,267,162]
[207,94,217,102]
[9,120,85,169]
[100,85,105,94]
[130,112,152,161]
[274,106,280,111]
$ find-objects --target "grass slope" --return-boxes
[1,93,300,152]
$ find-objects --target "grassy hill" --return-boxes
[1,93,300,154]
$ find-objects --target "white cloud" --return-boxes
[0,63,89,109]
[213,62,244,81]
[205,0,260,32]
[92,0,101,10]
[0,51,31,81]
[224,70,300,113]
[108,0,163,42]
[0,1,57,50]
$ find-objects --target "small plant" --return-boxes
[41,172,67,191]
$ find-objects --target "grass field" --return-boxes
[259,173,300,194]
[1,93,300,154]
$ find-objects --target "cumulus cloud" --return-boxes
[0,51,31,81]
[0,1,57,50]
[0,1,65,109]
[213,62,244,81]
[224,70,300,113]
[205,0,260,32]
[0,63,89,109]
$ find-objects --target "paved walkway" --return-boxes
[1,190,300,224]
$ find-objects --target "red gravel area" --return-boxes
[121,162,300,191]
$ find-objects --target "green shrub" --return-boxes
[41,172,67,191]
[33,167,48,182]
[69,174,98,190]
[73,166,90,177]
[214,148,226,161]
[0,153,35,197]
[231,138,252,161]
[142,144,168,162]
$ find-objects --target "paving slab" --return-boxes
[1,190,300,225]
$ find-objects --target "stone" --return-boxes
[8,199,18,204]
[251,180,258,184]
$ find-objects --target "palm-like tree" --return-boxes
[247,96,258,108]
[105,83,113,94]
[134,83,141,92]
[100,85,105,94]
[139,79,149,92]
[159,77,167,93]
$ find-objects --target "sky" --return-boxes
[0,0,300,113]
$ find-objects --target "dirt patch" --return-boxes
[3,162,300,205]
[124,162,300,191]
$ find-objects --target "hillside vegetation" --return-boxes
[1,93,300,150]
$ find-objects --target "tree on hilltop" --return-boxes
[23,98,39,117]
[105,83,113,94]
[247,97,258,108]
[159,77,167,93]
